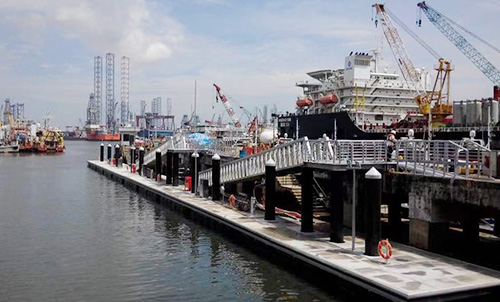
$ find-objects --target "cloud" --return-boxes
[0,0,184,64]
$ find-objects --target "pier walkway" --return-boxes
[141,134,497,186]
[88,159,500,301]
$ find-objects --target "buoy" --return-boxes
[378,239,393,260]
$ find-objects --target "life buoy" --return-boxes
[378,239,393,260]
[229,194,236,207]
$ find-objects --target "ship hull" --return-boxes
[86,133,120,141]
[278,112,500,149]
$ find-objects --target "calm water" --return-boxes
[0,141,344,302]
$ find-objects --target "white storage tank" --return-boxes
[466,101,475,126]
[474,100,482,125]
[460,101,467,126]
[482,100,490,125]
[453,102,462,126]
[492,100,499,124]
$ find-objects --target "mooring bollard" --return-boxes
[115,144,120,167]
[212,154,221,201]
[191,152,199,194]
[155,149,161,181]
[265,158,276,221]
[301,167,314,232]
[166,151,173,185]
[172,153,179,186]
[330,170,345,243]
[138,146,145,176]
[100,143,104,162]
[365,167,382,256]
[107,144,112,164]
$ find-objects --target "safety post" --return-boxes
[166,151,173,185]
[155,149,161,181]
[100,143,104,162]
[301,167,314,232]
[115,145,120,167]
[212,154,221,201]
[107,144,112,163]
[364,167,382,256]
[191,152,199,194]
[138,147,145,176]
[172,153,179,186]
[265,159,276,221]
[330,170,345,243]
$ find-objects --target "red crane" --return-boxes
[213,84,242,128]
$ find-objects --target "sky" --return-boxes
[1,0,500,128]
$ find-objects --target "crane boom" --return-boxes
[418,1,500,85]
[373,3,426,96]
[213,84,242,128]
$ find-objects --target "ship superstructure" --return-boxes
[296,50,432,128]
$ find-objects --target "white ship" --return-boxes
[295,49,432,128]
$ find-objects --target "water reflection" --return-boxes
[0,141,343,301]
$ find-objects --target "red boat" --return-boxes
[85,125,120,141]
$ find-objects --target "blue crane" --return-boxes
[418,1,500,85]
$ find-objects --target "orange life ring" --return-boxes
[378,239,393,260]
[229,194,236,207]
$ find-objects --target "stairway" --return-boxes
[276,174,302,204]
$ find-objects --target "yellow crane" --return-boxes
[373,3,452,125]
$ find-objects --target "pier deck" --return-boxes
[88,160,500,301]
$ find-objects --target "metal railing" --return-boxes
[143,134,240,165]
[199,137,389,186]
[395,139,493,179]
[199,137,313,186]
[143,135,187,164]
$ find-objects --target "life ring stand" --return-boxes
[378,239,393,261]
[229,194,236,207]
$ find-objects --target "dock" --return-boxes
[88,159,500,301]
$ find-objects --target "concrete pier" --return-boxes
[88,160,500,301]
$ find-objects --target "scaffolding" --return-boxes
[94,56,102,125]
[120,56,129,125]
[106,53,115,130]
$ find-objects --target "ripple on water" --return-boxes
[0,141,345,302]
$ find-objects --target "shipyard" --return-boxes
[3,1,500,301]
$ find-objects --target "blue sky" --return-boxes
[1,0,500,128]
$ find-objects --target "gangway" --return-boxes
[198,137,389,186]
[395,139,494,179]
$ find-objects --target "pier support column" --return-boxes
[130,146,136,167]
[364,167,382,256]
[191,152,199,194]
[388,192,402,240]
[462,217,479,245]
[212,154,221,201]
[166,151,173,185]
[330,170,345,243]
[172,153,179,186]
[409,220,448,251]
[107,144,112,163]
[265,159,276,221]
[155,150,162,181]
[494,212,500,237]
[301,167,314,232]
[138,147,145,176]
[100,143,104,162]
[115,145,120,167]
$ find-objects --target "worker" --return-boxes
[387,130,397,159]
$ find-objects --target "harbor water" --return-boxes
[0,141,344,301]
